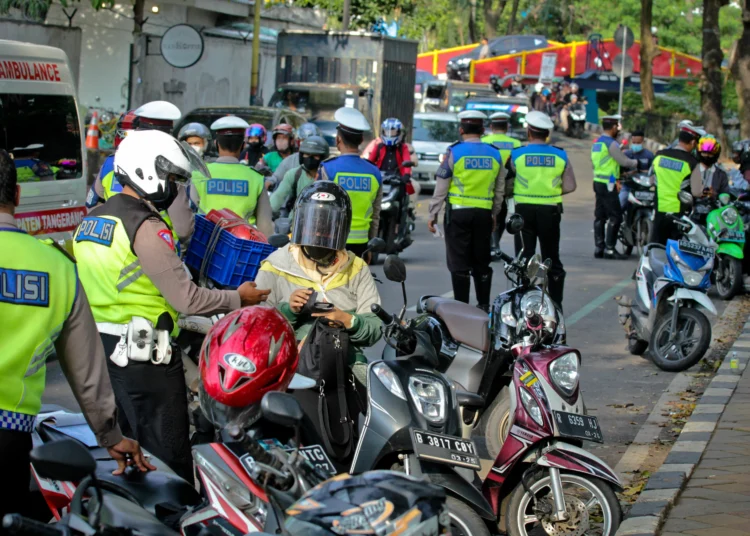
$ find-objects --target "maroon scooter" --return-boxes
[481,258,623,536]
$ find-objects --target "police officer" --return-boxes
[86,101,197,254]
[0,149,153,521]
[428,110,505,311]
[319,108,383,259]
[73,130,271,482]
[591,115,637,259]
[196,116,273,238]
[482,112,521,259]
[269,122,322,190]
[505,110,576,308]
[650,124,704,245]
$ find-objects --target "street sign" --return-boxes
[612,53,634,78]
[160,24,204,69]
[613,25,635,51]
[539,53,557,83]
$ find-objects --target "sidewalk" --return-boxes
[660,352,750,536]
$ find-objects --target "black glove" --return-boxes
[403,173,412,183]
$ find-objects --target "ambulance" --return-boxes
[0,39,87,241]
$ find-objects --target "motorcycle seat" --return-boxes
[647,246,668,278]
[424,297,490,352]
[91,492,180,536]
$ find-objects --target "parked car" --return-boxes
[463,95,530,140]
[411,112,459,192]
[447,35,549,81]
[421,80,498,113]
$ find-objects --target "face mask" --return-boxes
[276,139,290,152]
[189,143,205,157]
[701,154,719,167]
[302,245,337,265]
[631,144,643,153]
[302,155,321,171]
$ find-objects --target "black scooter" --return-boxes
[376,161,415,264]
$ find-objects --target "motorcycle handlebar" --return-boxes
[371,303,395,325]
[499,251,514,264]
[2,515,67,536]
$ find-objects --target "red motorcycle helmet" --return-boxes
[114,110,137,148]
[199,306,299,428]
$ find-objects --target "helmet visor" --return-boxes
[180,141,212,181]
[291,201,349,251]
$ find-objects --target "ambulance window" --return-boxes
[0,94,82,182]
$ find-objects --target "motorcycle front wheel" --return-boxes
[715,254,743,300]
[650,307,711,371]
[506,471,621,536]
[446,497,491,536]
[476,387,511,460]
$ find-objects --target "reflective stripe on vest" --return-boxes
[448,142,502,210]
[0,229,77,422]
[482,134,521,167]
[73,215,179,335]
[654,155,690,213]
[199,163,265,224]
[591,137,619,184]
[512,145,567,205]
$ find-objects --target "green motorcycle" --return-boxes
[701,193,745,300]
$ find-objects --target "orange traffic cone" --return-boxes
[85,111,99,150]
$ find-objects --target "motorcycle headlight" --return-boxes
[519,387,544,426]
[381,201,392,210]
[373,363,406,400]
[519,290,555,316]
[408,374,446,423]
[548,352,579,397]
[500,301,517,327]
[722,206,738,225]
[683,270,703,287]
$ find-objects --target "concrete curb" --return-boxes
[614,320,750,536]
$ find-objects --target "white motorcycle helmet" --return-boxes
[114,130,197,210]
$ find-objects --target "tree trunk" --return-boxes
[483,0,508,39]
[731,2,750,139]
[701,0,727,145]
[133,0,145,35]
[507,0,520,34]
[639,0,657,113]
[468,0,479,43]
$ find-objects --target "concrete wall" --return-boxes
[0,20,82,86]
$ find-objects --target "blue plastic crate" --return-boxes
[185,215,276,288]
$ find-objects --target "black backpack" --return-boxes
[296,318,362,460]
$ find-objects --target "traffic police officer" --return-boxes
[86,101,197,254]
[319,107,383,259]
[482,111,521,259]
[505,110,577,308]
[428,110,505,311]
[196,116,274,238]
[591,114,637,259]
[650,123,704,245]
[73,130,271,482]
[0,149,152,521]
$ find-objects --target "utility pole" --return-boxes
[342,0,351,31]
[250,0,262,105]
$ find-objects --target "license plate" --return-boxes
[411,429,481,470]
[634,191,654,202]
[553,411,603,443]
[695,204,711,214]
[724,230,745,242]
[678,240,714,258]
[294,445,337,476]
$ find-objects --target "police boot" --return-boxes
[451,272,472,304]
[473,270,493,312]
[604,222,628,260]
[594,220,606,258]
[548,273,565,312]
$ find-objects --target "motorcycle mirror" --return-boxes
[506,213,524,235]
[383,255,407,283]
[261,392,304,429]
[527,254,542,279]
[30,439,96,482]
[268,234,290,249]
[365,237,386,255]
[678,191,694,213]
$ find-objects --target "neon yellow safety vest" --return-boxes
[591,136,620,184]
[482,134,521,167]
[198,162,265,224]
[0,228,78,427]
[320,155,382,244]
[73,195,179,335]
[512,144,568,205]
[653,154,692,213]
[447,142,502,210]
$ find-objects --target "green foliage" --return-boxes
[0,0,109,21]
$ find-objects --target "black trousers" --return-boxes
[594,182,622,249]
[347,242,368,258]
[0,430,32,527]
[649,211,682,246]
[102,334,193,483]
[445,207,493,274]
[491,200,508,253]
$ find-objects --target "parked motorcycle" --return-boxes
[376,161,416,264]
[700,194,746,300]
[619,192,717,371]
[619,172,655,257]
[566,103,587,139]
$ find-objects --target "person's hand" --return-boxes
[238,281,270,306]
[107,437,156,475]
[290,288,313,313]
[312,306,354,328]
[428,219,437,234]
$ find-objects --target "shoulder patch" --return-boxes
[75,217,117,247]
[157,229,176,251]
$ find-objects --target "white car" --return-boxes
[411,112,460,192]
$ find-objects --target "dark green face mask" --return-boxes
[302,246,337,266]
